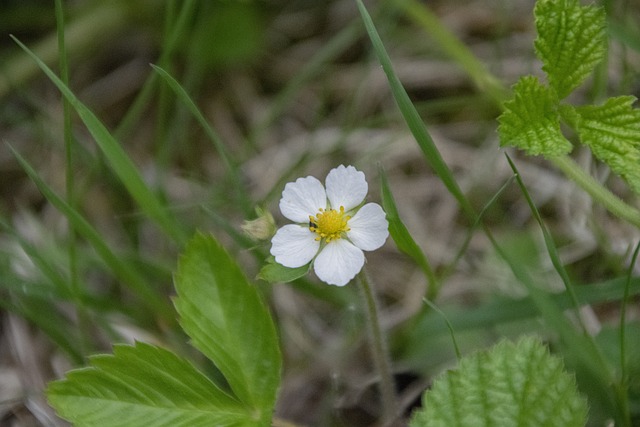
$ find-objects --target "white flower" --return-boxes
[270,165,389,286]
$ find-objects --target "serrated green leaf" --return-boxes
[258,257,310,283]
[498,76,572,157]
[567,96,640,193]
[410,337,588,427]
[174,233,281,422]
[534,0,606,99]
[47,342,252,427]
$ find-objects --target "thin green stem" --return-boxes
[357,269,398,424]
[422,298,461,360]
[55,0,90,356]
[550,156,640,229]
[506,155,589,333]
[115,0,197,141]
[356,0,476,223]
[617,241,639,427]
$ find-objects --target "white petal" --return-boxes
[271,224,320,268]
[347,203,389,251]
[279,176,327,223]
[325,165,367,212]
[313,239,364,286]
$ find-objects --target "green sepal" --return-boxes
[565,96,640,193]
[534,0,607,99]
[258,256,311,283]
[409,337,588,427]
[498,76,572,157]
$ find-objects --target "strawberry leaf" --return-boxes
[498,76,571,157]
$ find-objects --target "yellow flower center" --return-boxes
[309,206,350,242]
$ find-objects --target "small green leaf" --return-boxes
[498,76,571,157]
[568,96,640,193]
[409,337,588,427]
[258,257,310,283]
[534,0,606,99]
[47,342,252,427]
[174,233,281,422]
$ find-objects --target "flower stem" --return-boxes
[357,269,398,423]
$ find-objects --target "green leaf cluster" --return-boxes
[498,0,640,193]
[47,233,282,426]
[409,337,588,427]
[563,97,640,193]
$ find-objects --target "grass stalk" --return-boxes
[11,147,176,326]
[550,156,640,229]
[114,0,197,141]
[357,269,398,424]
[11,35,189,245]
[617,241,640,427]
[55,0,91,357]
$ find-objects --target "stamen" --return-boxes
[309,206,350,242]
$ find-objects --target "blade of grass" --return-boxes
[356,0,476,223]
[617,241,640,427]
[55,0,90,356]
[422,298,461,360]
[505,154,618,395]
[152,0,179,171]
[505,155,588,332]
[0,217,71,299]
[486,230,615,384]
[412,275,640,337]
[443,175,515,280]
[2,296,84,364]
[10,147,175,325]
[151,65,234,173]
[11,35,188,245]
[151,64,252,215]
[115,0,198,140]
[379,167,437,298]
